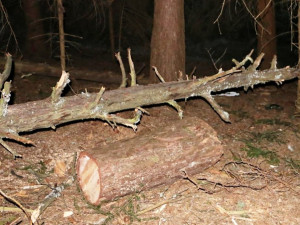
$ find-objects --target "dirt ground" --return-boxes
[0,57,300,225]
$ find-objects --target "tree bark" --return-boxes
[108,3,115,60]
[77,117,223,204]
[23,0,47,59]
[257,0,277,69]
[57,0,66,71]
[295,1,300,115]
[150,0,185,82]
[0,66,297,135]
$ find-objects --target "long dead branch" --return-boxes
[0,69,298,132]
[0,52,299,156]
[1,67,297,131]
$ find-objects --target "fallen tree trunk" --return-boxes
[77,117,223,204]
[1,66,298,134]
[0,52,299,157]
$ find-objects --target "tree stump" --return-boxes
[76,117,223,205]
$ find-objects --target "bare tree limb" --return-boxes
[0,53,12,89]
[115,52,127,87]
[0,52,298,156]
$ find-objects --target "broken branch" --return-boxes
[115,52,127,87]
[0,53,12,89]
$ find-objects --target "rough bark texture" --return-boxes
[77,117,223,204]
[108,3,115,60]
[295,2,300,115]
[257,0,277,69]
[57,0,66,71]
[0,67,298,135]
[150,0,185,82]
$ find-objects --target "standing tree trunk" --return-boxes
[295,1,300,115]
[57,0,66,71]
[108,3,115,60]
[150,0,185,82]
[257,0,277,69]
[23,0,47,59]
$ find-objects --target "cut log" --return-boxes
[76,117,223,204]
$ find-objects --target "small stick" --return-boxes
[0,81,11,116]
[152,66,165,83]
[31,174,75,223]
[0,138,22,159]
[115,52,127,87]
[89,86,105,110]
[127,48,137,86]
[0,189,32,224]
[0,131,34,145]
[137,189,188,215]
[0,53,12,89]
[189,66,196,77]
[201,93,230,122]
[270,55,277,69]
[248,53,265,71]
[0,206,34,213]
[51,71,70,103]
[31,153,77,223]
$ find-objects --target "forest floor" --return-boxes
[0,55,300,225]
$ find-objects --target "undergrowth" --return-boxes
[240,129,283,165]
[241,142,280,165]
[239,124,300,171]
[88,193,158,224]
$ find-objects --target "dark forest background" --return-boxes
[0,0,297,68]
[0,0,297,64]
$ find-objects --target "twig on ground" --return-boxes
[223,161,300,195]
[137,189,188,216]
[0,138,22,159]
[0,206,34,213]
[0,189,32,224]
[31,153,77,223]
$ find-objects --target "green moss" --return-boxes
[248,130,285,144]
[285,158,300,171]
[255,118,290,126]
[241,142,280,165]
[230,110,250,119]
[88,192,158,224]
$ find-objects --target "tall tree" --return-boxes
[295,1,300,115]
[150,0,185,82]
[256,0,277,69]
[23,0,47,59]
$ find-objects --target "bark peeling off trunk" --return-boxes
[76,117,223,204]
